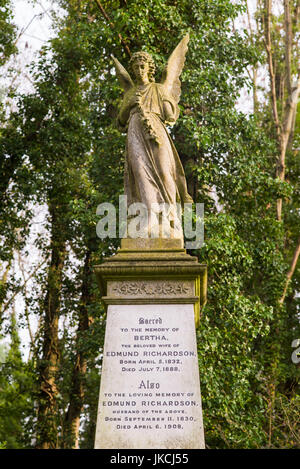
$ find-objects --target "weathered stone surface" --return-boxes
[108,280,194,298]
[94,304,205,449]
[94,238,207,327]
[94,238,207,448]
[113,36,192,240]
[121,238,184,251]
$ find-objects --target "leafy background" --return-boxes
[0,0,299,449]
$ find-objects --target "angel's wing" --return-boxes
[161,34,189,103]
[112,55,134,92]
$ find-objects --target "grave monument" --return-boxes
[94,34,207,449]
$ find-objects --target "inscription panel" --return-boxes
[94,304,204,449]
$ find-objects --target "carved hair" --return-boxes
[129,51,156,82]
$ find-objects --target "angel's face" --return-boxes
[132,59,150,85]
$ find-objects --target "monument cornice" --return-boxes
[94,239,207,327]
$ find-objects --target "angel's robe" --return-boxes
[118,82,193,235]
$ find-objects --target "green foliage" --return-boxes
[0,317,35,448]
[0,0,299,449]
[0,0,16,67]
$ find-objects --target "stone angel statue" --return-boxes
[112,34,193,238]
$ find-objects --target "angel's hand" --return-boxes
[124,90,141,110]
[129,93,141,108]
[163,100,176,124]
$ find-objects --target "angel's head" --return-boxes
[129,51,156,85]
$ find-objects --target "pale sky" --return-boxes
[14,0,53,49]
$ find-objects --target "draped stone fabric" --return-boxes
[118,82,193,213]
[112,36,192,238]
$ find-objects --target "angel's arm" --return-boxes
[117,89,137,129]
[112,55,134,92]
[111,56,135,130]
[162,100,177,125]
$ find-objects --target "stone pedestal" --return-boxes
[94,239,207,449]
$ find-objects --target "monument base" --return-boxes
[94,239,207,449]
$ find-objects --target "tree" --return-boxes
[0,310,35,448]
[0,0,299,449]
[0,0,16,67]
[0,0,17,313]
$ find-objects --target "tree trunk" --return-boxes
[36,202,67,449]
[63,250,93,449]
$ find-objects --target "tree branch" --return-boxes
[246,0,258,112]
[279,235,300,304]
[264,0,281,142]
[1,258,48,316]
[277,69,300,220]
[284,0,292,97]
[282,70,300,155]
[93,0,131,58]
[17,248,34,346]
